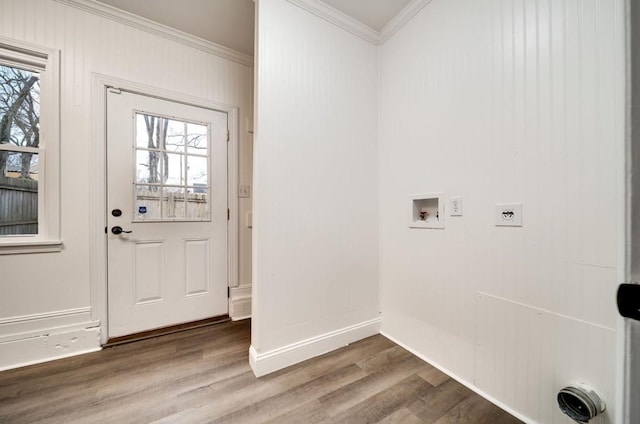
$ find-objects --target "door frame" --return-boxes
[90,74,240,344]
[622,0,640,422]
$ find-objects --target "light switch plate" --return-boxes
[449,196,463,216]
[239,184,251,198]
[495,203,523,226]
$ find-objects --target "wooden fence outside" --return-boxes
[135,188,209,220]
[0,176,37,235]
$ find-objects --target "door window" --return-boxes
[133,112,210,221]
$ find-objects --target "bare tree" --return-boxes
[0,65,39,178]
[143,115,169,187]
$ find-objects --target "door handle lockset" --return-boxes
[111,226,132,235]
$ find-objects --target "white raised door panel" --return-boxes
[107,90,228,338]
[184,238,210,296]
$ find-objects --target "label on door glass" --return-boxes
[138,206,147,214]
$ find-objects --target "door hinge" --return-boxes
[228,208,230,220]
[105,226,107,234]
[227,287,230,298]
[107,87,121,94]
[227,129,230,142]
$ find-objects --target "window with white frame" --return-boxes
[0,38,61,253]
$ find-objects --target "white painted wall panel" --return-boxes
[379,0,624,422]
[253,0,379,359]
[0,0,253,369]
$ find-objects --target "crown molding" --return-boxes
[379,0,432,44]
[286,0,431,46]
[285,0,379,45]
[53,0,254,67]
[54,0,430,56]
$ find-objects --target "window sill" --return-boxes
[0,240,63,255]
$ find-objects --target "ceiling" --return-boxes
[321,0,413,32]
[96,0,414,56]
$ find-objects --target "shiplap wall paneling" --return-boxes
[0,0,253,370]
[379,0,623,422]
[251,0,380,375]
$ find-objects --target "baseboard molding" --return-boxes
[0,326,101,372]
[380,330,535,424]
[0,307,95,343]
[230,285,252,321]
[249,317,381,377]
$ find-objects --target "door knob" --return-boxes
[111,226,132,235]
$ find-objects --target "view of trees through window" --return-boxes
[134,113,210,221]
[0,64,40,235]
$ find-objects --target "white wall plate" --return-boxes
[495,203,523,227]
[449,196,463,216]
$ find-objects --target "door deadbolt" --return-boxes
[111,226,132,235]
[111,209,122,217]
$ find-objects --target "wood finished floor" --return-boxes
[0,320,522,424]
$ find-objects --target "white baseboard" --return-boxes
[0,307,94,343]
[0,308,102,371]
[380,330,535,424]
[249,317,381,377]
[230,285,252,321]
[0,326,101,371]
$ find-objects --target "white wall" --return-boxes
[251,0,380,375]
[0,0,253,370]
[379,0,624,423]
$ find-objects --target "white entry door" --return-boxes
[107,90,228,338]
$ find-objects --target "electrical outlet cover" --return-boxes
[495,203,523,227]
[449,196,463,216]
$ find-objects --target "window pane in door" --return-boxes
[187,187,208,219]
[135,185,161,220]
[187,155,207,186]
[164,153,184,186]
[186,123,208,154]
[135,149,160,184]
[166,119,185,153]
[162,186,186,219]
[133,112,210,222]
[136,114,154,149]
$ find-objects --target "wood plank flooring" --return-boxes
[0,320,522,424]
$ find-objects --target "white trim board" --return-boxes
[55,0,433,51]
[0,307,100,371]
[379,0,433,44]
[286,0,432,46]
[53,0,253,67]
[0,307,95,343]
[249,317,381,377]
[230,285,252,320]
[0,327,101,372]
[286,0,379,44]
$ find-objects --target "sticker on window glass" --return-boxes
[138,206,148,214]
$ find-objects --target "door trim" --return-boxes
[91,73,240,345]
